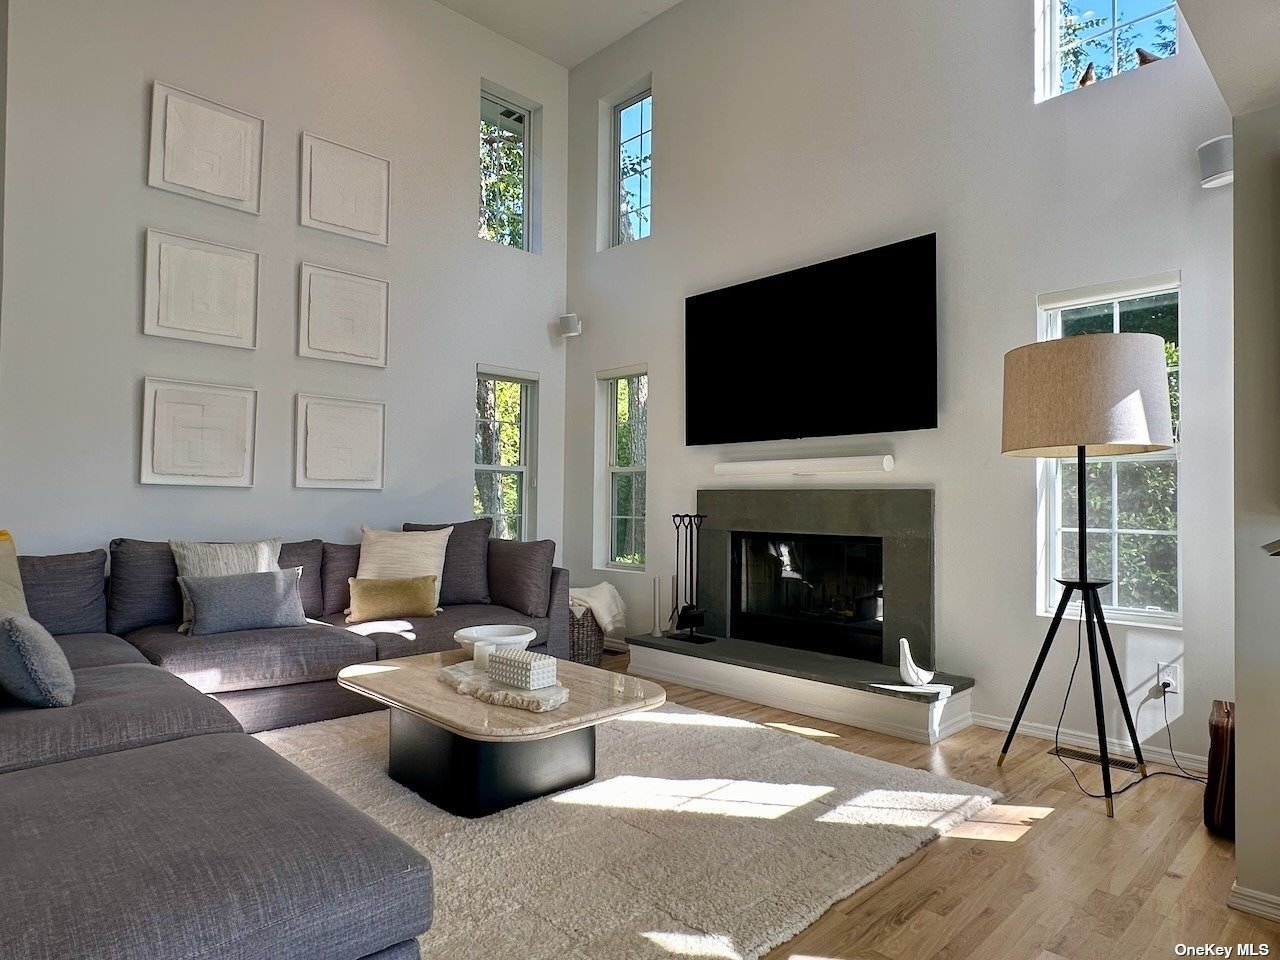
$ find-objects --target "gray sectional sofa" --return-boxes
[0,521,572,959]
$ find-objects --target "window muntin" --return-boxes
[474,375,535,540]
[479,92,529,249]
[613,92,652,246]
[1043,1,1177,100]
[1042,287,1181,622]
[606,373,648,565]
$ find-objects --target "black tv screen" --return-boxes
[685,234,938,446]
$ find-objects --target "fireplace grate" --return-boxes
[1048,746,1138,771]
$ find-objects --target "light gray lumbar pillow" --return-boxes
[178,568,307,637]
[0,613,75,707]
[170,538,282,633]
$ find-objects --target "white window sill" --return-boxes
[1036,606,1183,632]
[598,564,647,574]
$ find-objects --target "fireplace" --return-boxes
[731,532,884,661]
[697,488,934,669]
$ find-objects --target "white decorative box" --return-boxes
[487,649,558,690]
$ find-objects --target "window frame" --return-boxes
[1036,0,1178,102]
[473,370,538,541]
[598,367,648,570]
[1037,273,1183,628]
[478,89,532,252]
[611,89,652,248]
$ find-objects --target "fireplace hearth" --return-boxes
[731,531,884,661]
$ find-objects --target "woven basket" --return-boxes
[569,606,606,666]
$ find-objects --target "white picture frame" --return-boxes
[295,394,386,490]
[300,133,390,245]
[143,229,259,349]
[141,378,257,487]
[298,262,389,367]
[148,82,264,214]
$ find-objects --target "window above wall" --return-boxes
[479,88,536,251]
[1037,0,1178,102]
[613,91,652,246]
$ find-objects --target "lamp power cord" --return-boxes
[1053,613,1206,800]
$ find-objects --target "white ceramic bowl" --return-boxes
[454,624,537,656]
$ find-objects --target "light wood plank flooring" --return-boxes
[601,651,1280,960]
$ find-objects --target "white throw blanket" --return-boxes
[568,582,627,634]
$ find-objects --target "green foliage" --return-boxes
[479,119,525,248]
[474,378,525,538]
[611,374,648,564]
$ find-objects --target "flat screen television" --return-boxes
[684,233,938,446]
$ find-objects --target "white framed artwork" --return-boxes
[143,229,259,349]
[300,133,390,245]
[298,263,389,367]
[295,394,386,489]
[148,82,264,214]
[141,378,257,487]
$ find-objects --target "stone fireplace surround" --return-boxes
[696,487,935,669]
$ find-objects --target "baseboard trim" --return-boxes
[972,712,1208,774]
[628,644,972,744]
[1228,883,1280,923]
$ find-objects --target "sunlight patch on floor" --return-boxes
[816,789,979,829]
[943,803,1053,842]
[764,721,840,739]
[643,931,743,958]
[554,775,833,819]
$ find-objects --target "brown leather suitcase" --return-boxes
[1204,700,1235,839]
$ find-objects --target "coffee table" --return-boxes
[337,650,666,817]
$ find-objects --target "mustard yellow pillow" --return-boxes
[0,531,30,617]
[347,575,438,623]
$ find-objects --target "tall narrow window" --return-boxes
[613,92,652,246]
[1037,0,1177,101]
[1040,277,1181,623]
[479,92,529,249]
[474,374,536,540]
[605,372,648,565]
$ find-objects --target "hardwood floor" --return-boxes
[601,651,1280,960]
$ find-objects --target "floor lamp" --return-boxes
[999,332,1174,817]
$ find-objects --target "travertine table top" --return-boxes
[338,649,666,742]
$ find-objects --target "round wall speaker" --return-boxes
[1197,135,1233,189]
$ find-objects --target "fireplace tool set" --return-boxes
[669,514,712,642]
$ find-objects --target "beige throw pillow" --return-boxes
[355,526,452,610]
[347,576,439,623]
[0,531,29,617]
[170,538,282,633]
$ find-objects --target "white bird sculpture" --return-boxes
[899,637,934,686]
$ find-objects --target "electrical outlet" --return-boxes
[1158,662,1181,694]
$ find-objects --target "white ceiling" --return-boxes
[1180,0,1280,115]
[437,0,685,68]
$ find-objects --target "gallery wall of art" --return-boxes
[0,0,570,554]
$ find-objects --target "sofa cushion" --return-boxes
[488,537,556,617]
[171,538,283,632]
[0,614,75,707]
[180,569,308,636]
[0,663,240,774]
[337,604,549,661]
[0,732,433,960]
[107,538,181,635]
[403,517,492,604]
[54,632,150,670]
[17,549,107,635]
[321,542,361,616]
[279,539,324,618]
[126,621,377,693]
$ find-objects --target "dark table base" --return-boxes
[387,708,597,818]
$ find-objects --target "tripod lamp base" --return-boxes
[996,752,1007,768]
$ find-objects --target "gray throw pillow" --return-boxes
[0,613,75,707]
[402,518,492,605]
[178,569,308,637]
[487,538,555,618]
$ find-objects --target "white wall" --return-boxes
[563,0,1235,759]
[1230,102,1280,911]
[0,0,568,554]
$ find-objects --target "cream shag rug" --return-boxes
[256,706,996,960]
